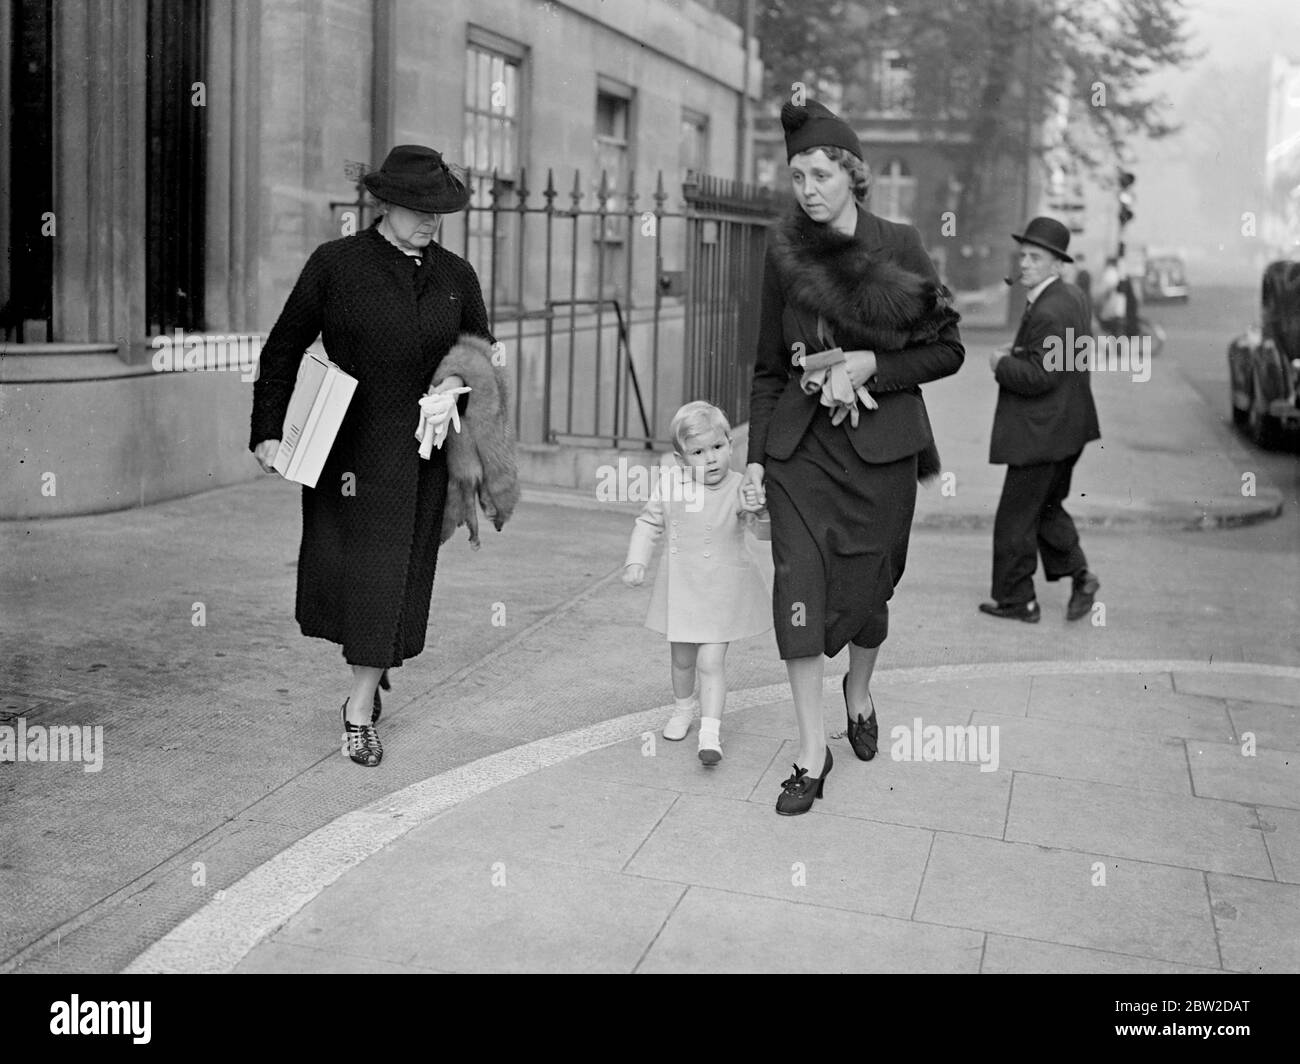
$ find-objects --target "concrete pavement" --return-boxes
[2,326,1297,973]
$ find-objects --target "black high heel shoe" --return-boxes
[775,746,833,816]
[842,676,879,762]
[341,701,383,767]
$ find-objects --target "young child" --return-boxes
[623,401,771,764]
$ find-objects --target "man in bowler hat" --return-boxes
[982,217,1101,623]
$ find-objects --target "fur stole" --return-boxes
[768,206,959,351]
[430,335,520,548]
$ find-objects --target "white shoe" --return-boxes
[697,731,722,765]
[663,707,695,741]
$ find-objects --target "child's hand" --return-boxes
[623,563,646,587]
[738,482,764,514]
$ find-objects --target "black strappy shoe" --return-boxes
[842,676,879,762]
[775,746,833,816]
[341,701,383,767]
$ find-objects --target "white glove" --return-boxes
[415,387,471,459]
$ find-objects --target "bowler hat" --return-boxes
[1012,216,1073,263]
[781,99,864,162]
[362,145,470,214]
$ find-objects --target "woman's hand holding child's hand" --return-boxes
[623,563,646,587]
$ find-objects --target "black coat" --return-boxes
[250,225,494,667]
[990,277,1101,466]
[748,205,965,468]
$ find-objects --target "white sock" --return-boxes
[674,695,698,713]
[699,717,720,738]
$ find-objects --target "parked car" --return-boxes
[1143,255,1189,302]
[1228,260,1300,448]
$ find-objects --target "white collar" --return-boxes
[1026,275,1057,305]
[377,223,423,262]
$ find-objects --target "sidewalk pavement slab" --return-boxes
[128,663,1300,975]
[914,833,1220,968]
[636,888,984,974]
[966,712,1193,794]
[1005,774,1273,878]
[1187,742,1299,810]
[1207,873,1300,972]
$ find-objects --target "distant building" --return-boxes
[1265,53,1300,255]
[751,43,1043,293]
[1,0,760,517]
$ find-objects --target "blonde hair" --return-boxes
[670,401,732,454]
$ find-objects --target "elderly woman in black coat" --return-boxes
[741,101,964,814]
[251,145,517,767]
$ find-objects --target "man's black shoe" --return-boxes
[1067,571,1100,621]
[979,599,1040,623]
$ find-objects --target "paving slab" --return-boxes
[751,737,1011,838]
[1225,699,1300,752]
[637,885,983,974]
[0,869,106,960]
[411,770,678,874]
[1257,805,1300,884]
[914,833,1220,968]
[981,934,1224,974]
[566,726,784,801]
[1206,873,1300,973]
[1027,673,1234,742]
[233,941,444,974]
[1006,774,1272,878]
[968,711,1193,794]
[625,792,933,919]
[1173,672,1300,708]
[271,842,685,974]
[1187,741,1300,810]
[881,675,1036,717]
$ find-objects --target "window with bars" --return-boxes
[594,84,632,244]
[464,35,523,307]
[680,108,709,184]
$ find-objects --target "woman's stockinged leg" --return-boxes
[845,642,881,713]
[696,643,728,722]
[670,642,699,700]
[787,654,827,773]
[346,665,385,725]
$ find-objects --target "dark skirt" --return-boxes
[764,412,918,659]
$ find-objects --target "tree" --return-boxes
[753,0,866,104]
[878,0,1200,242]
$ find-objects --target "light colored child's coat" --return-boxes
[625,467,771,643]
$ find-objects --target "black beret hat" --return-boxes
[781,99,864,162]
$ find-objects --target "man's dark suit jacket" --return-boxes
[747,207,965,467]
[989,277,1100,466]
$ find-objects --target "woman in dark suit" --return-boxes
[251,145,512,767]
[741,101,965,814]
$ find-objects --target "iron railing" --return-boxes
[432,166,781,448]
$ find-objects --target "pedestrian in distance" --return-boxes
[623,402,772,766]
[983,216,1100,624]
[741,98,965,816]
[250,145,518,768]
